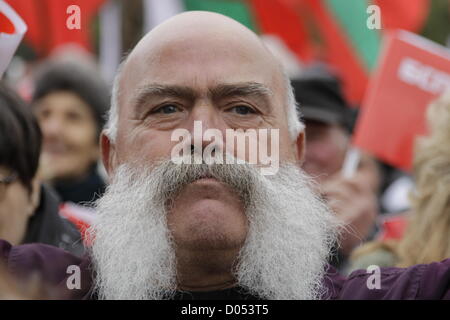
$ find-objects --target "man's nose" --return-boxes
[188,103,226,150]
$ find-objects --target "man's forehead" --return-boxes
[124,45,280,101]
[117,12,286,115]
[128,11,266,59]
[123,28,278,80]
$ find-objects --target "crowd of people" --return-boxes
[0,11,449,300]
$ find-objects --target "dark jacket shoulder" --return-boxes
[0,239,93,299]
[324,259,450,299]
[23,185,85,256]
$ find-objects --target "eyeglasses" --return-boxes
[0,172,18,201]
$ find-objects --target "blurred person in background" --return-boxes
[347,91,450,272]
[0,83,83,255]
[31,62,109,206]
[292,66,381,269]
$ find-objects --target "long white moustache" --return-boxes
[235,165,339,299]
[90,159,339,300]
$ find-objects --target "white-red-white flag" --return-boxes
[0,0,26,77]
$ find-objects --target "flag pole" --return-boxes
[99,0,122,84]
[341,146,361,179]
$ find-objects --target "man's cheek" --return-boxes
[118,129,173,162]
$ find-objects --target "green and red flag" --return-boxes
[284,0,431,103]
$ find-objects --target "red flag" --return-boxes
[5,0,105,57]
[353,31,450,171]
[374,0,430,32]
[46,0,105,53]
[250,0,314,62]
[378,214,408,241]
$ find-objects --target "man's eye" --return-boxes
[229,105,256,115]
[153,104,179,114]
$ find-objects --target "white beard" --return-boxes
[89,160,339,300]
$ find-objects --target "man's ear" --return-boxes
[100,131,117,177]
[295,130,306,165]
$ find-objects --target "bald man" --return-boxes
[1,12,450,300]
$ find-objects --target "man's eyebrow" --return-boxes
[132,84,197,115]
[209,82,273,101]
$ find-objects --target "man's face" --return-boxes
[93,13,338,300]
[106,20,301,251]
[303,120,349,183]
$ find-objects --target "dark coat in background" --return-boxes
[52,165,105,206]
[23,184,84,257]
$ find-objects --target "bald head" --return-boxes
[126,11,280,80]
[130,11,274,66]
